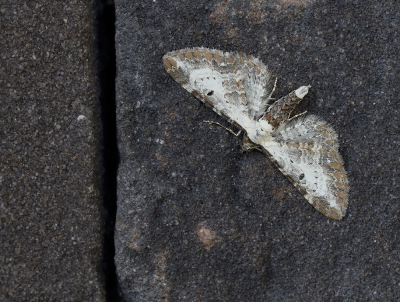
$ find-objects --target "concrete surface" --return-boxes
[1,1,104,301]
[115,0,400,301]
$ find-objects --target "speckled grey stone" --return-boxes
[0,1,104,301]
[115,0,400,301]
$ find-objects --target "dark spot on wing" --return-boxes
[299,173,305,180]
[207,91,214,96]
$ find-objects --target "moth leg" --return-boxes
[266,77,278,102]
[241,134,262,152]
[288,110,308,121]
[203,120,241,136]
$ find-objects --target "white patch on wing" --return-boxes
[189,68,224,98]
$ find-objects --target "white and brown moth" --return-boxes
[163,47,349,220]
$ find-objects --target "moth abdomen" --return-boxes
[264,91,304,127]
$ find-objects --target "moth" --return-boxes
[163,47,349,220]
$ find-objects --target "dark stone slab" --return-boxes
[0,2,104,301]
[115,0,400,300]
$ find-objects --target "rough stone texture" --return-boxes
[0,1,104,301]
[115,0,400,301]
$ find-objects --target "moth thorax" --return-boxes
[246,118,273,146]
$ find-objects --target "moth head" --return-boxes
[294,85,312,99]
